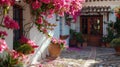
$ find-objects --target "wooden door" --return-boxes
[80,15,103,46]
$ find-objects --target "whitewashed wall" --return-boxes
[0,1,60,66]
[28,14,60,65]
[103,13,108,35]
[0,7,13,50]
[76,16,80,32]
[59,16,70,46]
[83,1,120,6]
[53,19,60,39]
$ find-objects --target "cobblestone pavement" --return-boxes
[94,47,120,67]
[41,47,120,67]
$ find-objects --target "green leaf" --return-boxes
[16,44,33,55]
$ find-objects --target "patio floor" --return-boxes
[40,47,120,67]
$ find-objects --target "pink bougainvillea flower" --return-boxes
[39,64,42,67]
[32,0,41,10]
[19,36,29,44]
[27,40,38,48]
[0,0,15,6]
[4,15,20,30]
[0,0,10,6]
[9,20,20,29]
[11,50,19,59]
[10,0,15,6]
[21,53,27,60]
[40,0,50,4]
[0,39,8,53]
[43,28,47,33]
[0,31,8,37]
[65,0,71,2]
[58,39,66,45]
[58,11,64,16]
[47,14,53,18]
[48,9,55,15]
[51,38,57,44]
[37,16,43,24]
[51,37,66,49]
[47,9,55,18]
[61,40,66,45]
[19,36,38,48]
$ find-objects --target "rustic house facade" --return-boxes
[70,0,120,46]
[0,0,120,66]
[0,0,60,65]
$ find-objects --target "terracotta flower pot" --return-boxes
[115,47,120,55]
[106,43,110,48]
[48,43,61,58]
[82,42,87,48]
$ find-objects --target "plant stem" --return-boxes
[0,15,4,25]
[0,24,5,28]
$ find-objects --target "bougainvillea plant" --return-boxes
[0,0,38,67]
[0,0,84,66]
[14,36,39,55]
[24,0,84,36]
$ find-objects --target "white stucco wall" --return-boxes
[0,7,13,50]
[83,1,120,6]
[76,16,80,32]
[59,16,70,46]
[53,20,60,39]
[29,14,60,65]
[0,1,60,65]
[61,16,70,35]
[14,1,61,65]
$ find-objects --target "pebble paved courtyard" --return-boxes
[41,47,120,67]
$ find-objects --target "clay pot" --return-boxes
[115,47,120,55]
[48,43,61,58]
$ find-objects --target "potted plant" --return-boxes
[14,36,39,55]
[69,29,77,47]
[48,37,66,58]
[82,35,88,48]
[75,32,84,48]
[104,22,115,47]
[110,38,120,55]
[101,35,107,47]
[0,50,23,67]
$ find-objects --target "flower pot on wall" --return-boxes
[48,43,61,58]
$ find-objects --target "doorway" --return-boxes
[80,15,103,46]
[13,5,23,49]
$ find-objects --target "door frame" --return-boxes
[80,15,103,46]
